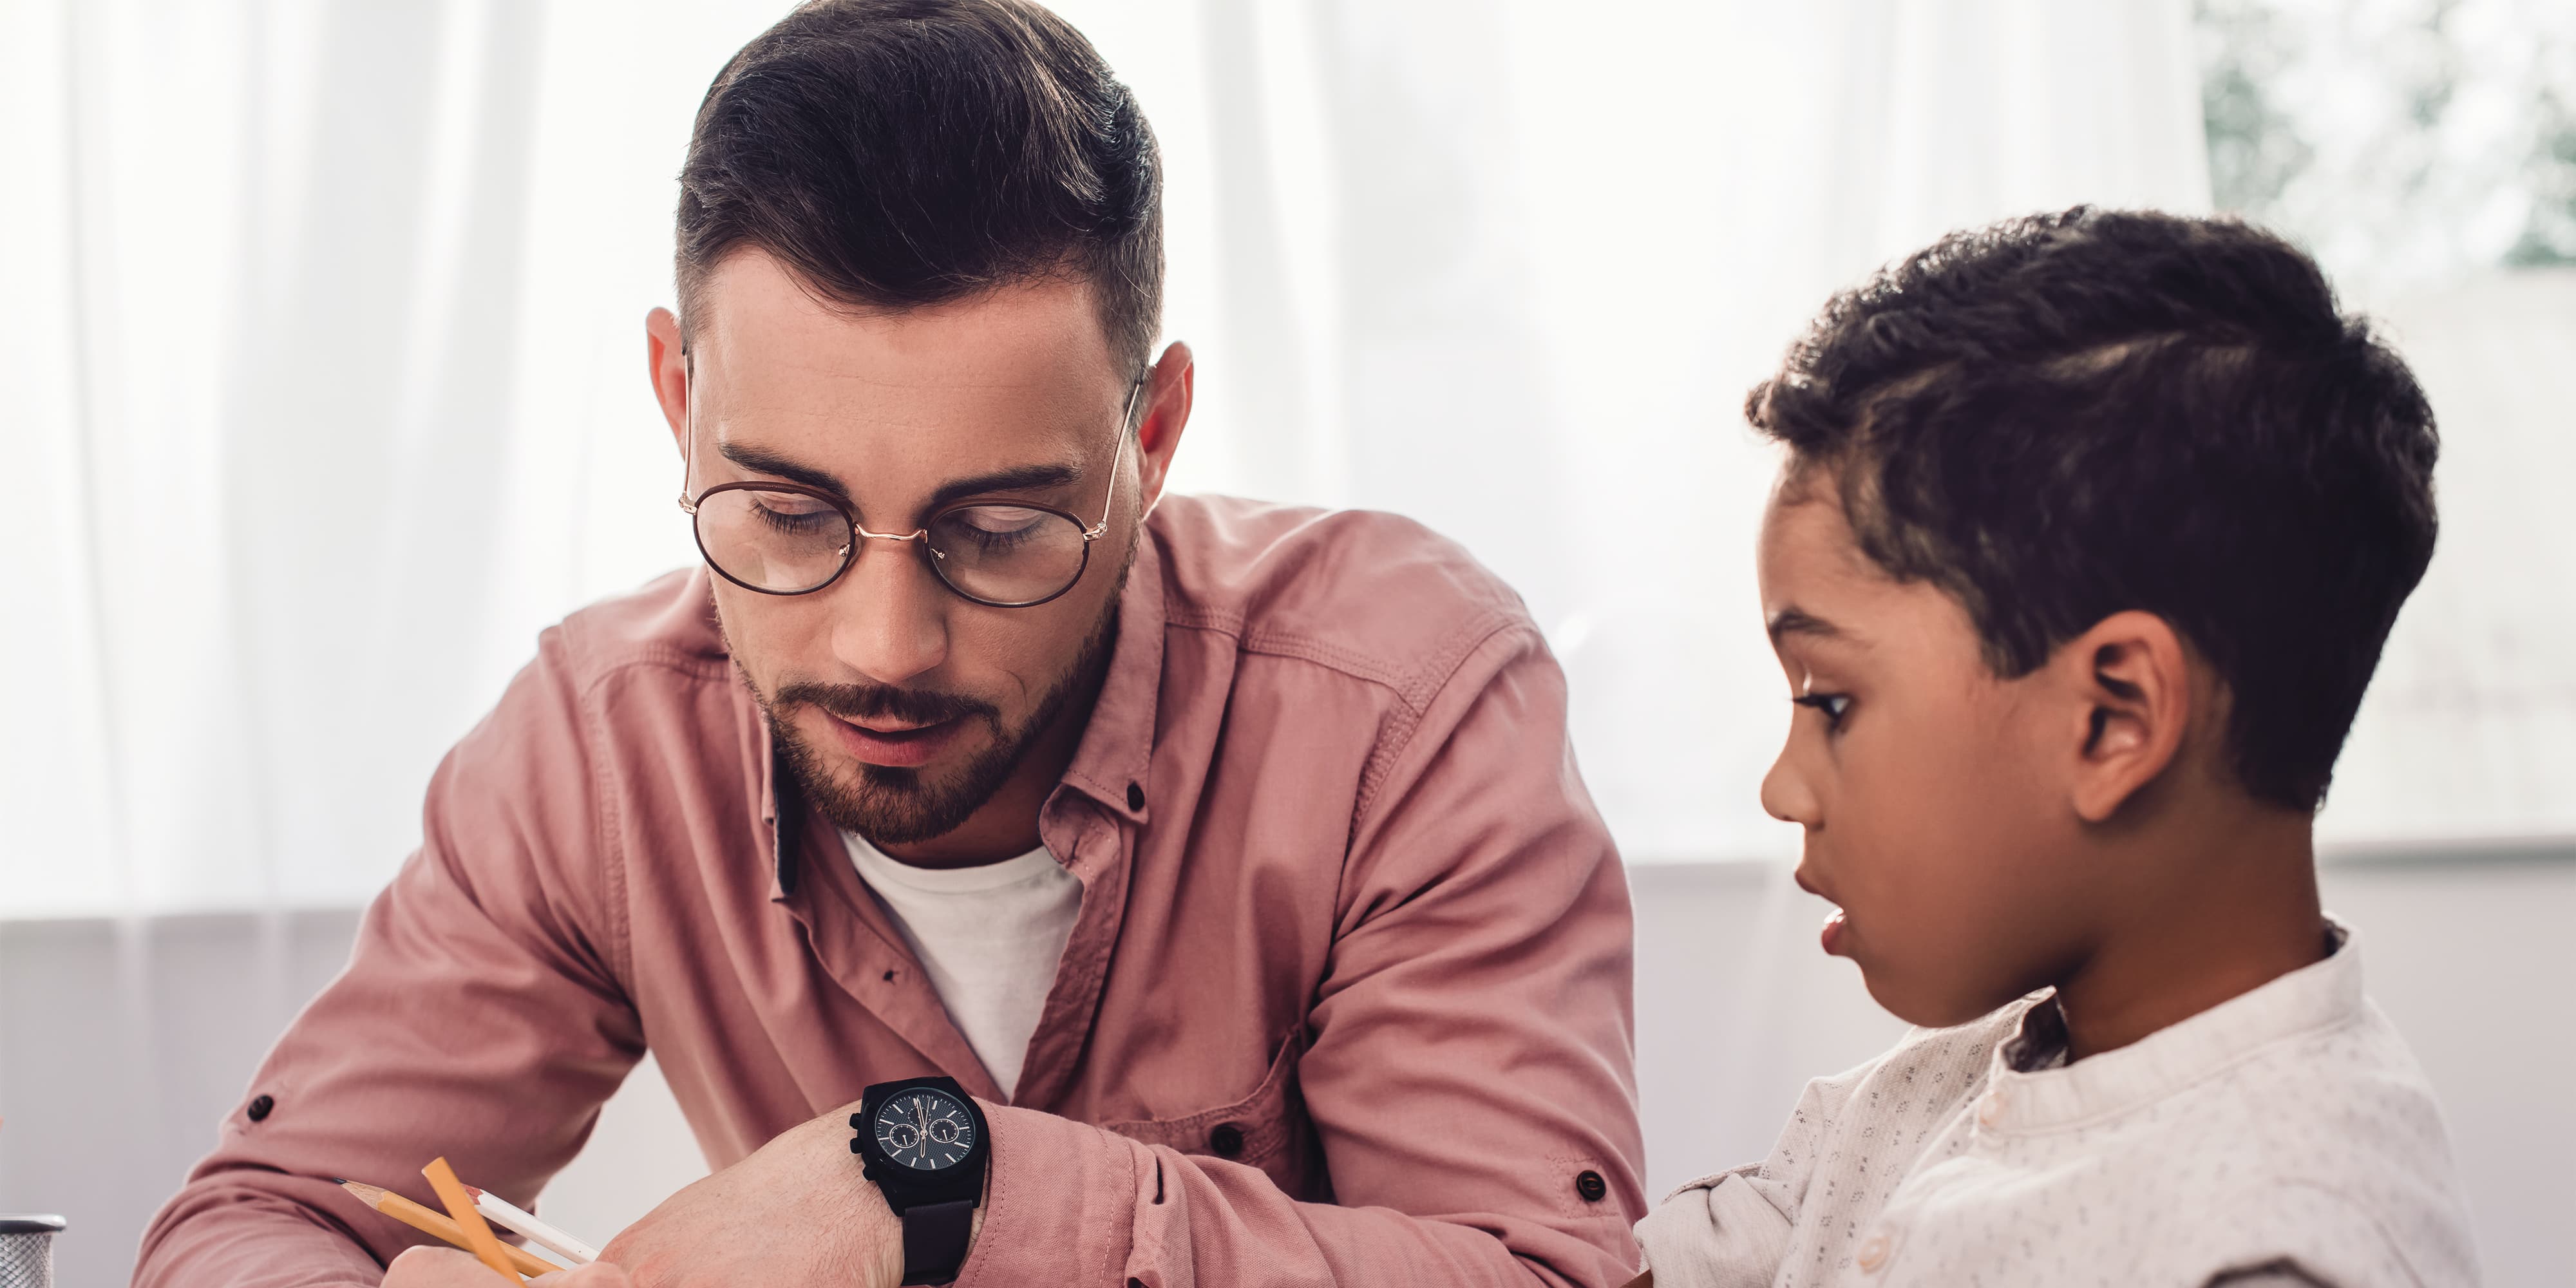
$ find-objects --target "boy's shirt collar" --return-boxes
[1982,918,2361,1132]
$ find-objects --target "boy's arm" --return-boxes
[1631,1072,1842,1288]
[132,630,643,1287]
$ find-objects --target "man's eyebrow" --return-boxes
[715,442,1084,516]
[925,463,1081,512]
[1766,607,1852,645]
[717,442,848,497]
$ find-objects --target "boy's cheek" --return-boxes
[1833,782,2058,1025]
[1850,891,2038,1028]
[1814,693,2063,1025]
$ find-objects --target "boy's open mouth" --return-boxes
[1794,867,1850,956]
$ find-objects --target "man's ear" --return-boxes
[1133,341,1195,518]
[2058,610,2193,824]
[646,307,689,454]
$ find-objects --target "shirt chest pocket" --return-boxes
[1098,1027,1323,1200]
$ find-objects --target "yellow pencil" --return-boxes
[423,1157,524,1283]
[336,1180,560,1278]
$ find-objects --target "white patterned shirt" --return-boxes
[1635,922,2478,1287]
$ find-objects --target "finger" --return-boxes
[386,1244,506,1285]
[532,1260,632,1285]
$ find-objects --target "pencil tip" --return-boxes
[332,1178,346,1185]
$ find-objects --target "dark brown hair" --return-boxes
[1750,207,2438,812]
[676,0,1163,370]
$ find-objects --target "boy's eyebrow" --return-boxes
[716,442,1083,513]
[1766,607,1851,645]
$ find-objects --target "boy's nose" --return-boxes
[1760,746,1821,829]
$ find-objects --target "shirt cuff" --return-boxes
[954,1101,1150,1287]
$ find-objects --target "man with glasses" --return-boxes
[135,3,1643,1287]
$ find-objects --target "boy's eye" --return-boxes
[1792,692,1852,730]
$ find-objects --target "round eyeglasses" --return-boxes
[677,359,1144,608]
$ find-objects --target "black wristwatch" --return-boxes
[851,1077,990,1285]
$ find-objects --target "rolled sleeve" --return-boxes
[133,628,644,1287]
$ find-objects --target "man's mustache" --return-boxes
[773,680,999,729]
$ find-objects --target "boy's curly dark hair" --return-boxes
[1751,207,2438,811]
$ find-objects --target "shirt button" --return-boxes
[246,1094,274,1122]
[1856,1230,1890,1271]
[1126,782,1146,811]
[1978,1088,2008,1127]
[1208,1123,1245,1157]
[1573,1170,1607,1202]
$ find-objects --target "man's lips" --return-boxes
[826,712,970,769]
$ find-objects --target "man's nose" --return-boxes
[827,535,951,686]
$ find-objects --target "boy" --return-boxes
[1633,209,2477,1287]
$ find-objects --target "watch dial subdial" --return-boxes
[874,1088,976,1171]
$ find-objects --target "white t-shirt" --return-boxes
[842,829,1083,1102]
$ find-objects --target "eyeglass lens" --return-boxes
[694,488,851,594]
[923,504,1091,605]
[693,488,1092,605]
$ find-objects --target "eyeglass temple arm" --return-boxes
[676,349,699,515]
[1089,374,1150,539]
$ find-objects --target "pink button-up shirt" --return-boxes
[135,495,1645,1287]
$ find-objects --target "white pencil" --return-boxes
[465,1186,598,1266]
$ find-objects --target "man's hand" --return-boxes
[597,1100,911,1288]
[384,1245,631,1285]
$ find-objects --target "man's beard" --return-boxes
[743,587,1124,849]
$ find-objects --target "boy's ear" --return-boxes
[2056,610,2193,824]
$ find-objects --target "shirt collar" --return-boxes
[1054,526,1166,826]
[1984,917,2363,1132]
[761,706,805,900]
[757,522,1170,899]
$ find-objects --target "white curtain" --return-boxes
[1,0,2552,919]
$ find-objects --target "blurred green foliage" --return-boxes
[2195,0,2575,279]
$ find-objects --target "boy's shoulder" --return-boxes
[2142,997,2478,1285]
[1951,935,2478,1287]
[1646,935,2479,1288]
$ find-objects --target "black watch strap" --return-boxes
[898,1197,977,1285]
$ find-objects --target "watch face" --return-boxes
[873,1086,978,1171]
